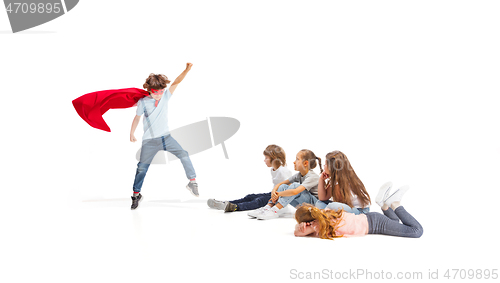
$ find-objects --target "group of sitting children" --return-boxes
[207,145,423,240]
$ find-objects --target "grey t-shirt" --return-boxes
[288,170,320,197]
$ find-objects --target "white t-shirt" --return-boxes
[136,89,173,140]
[350,193,363,208]
[270,166,293,186]
[330,182,366,208]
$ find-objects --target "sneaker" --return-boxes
[186,181,199,197]
[277,205,295,218]
[248,206,269,218]
[375,181,393,207]
[224,202,238,212]
[384,185,409,206]
[131,193,143,210]
[207,199,227,210]
[257,207,282,220]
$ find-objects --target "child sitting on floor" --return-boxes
[207,144,292,213]
[256,149,322,220]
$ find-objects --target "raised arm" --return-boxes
[317,171,332,201]
[169,63,193,94]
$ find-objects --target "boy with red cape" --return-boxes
[73,63,198,209]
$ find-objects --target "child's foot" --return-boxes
[224,202,238,212]
[207,199,227,210]
[384,185,409,206]
[131,193,143,210]
[186,181,199,197]
[277,205,295,218]
[248,206,269,218]
[375,181,393,207]
[257,206,282,220]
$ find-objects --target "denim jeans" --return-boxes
[315,200,370,215]
[366,206,423,238]
[270,182,318,208]
[230,192,271,211]
[132,135,196,193]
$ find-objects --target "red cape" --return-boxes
[72,88,149,132]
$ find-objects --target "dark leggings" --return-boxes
[366,206,423,238]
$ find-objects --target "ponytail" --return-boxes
[316,156,323,173]
[299,149,322,172]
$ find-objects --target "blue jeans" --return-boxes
[229,192,271,211]
[270,182,318,208]
[315,200,370,215]
[367,206,423,238]
[132,135,196,193]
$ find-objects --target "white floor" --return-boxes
[4,187,498,282]
[3,1,500,281]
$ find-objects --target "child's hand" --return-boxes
[320,171,329,181]
[299,222,307,232]
[310,221,319,236]
[271,191,279,202]
[273,184,280,193]
[130,134,137,142]
[186,63,193,71]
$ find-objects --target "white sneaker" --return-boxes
[277,205,295,218]
[257,207,282,220]
[248,206,269,218]
[384,185,410,206]
[375,181,393,207]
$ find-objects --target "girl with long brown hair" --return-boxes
[315,151,371,215]
[294,185,422,239]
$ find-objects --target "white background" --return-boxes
[1,0,499,282]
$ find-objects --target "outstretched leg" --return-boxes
[162,135,196,179]
[367,206,423,238]
[133,138,162,193]
[231,193,272,211]
[131,138,162,209]
[230,193,263,204]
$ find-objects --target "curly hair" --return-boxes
[263,144,287,167]
[143,73,171,92]
[294,203,343,240]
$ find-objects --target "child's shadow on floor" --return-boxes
[82,198,208,208]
